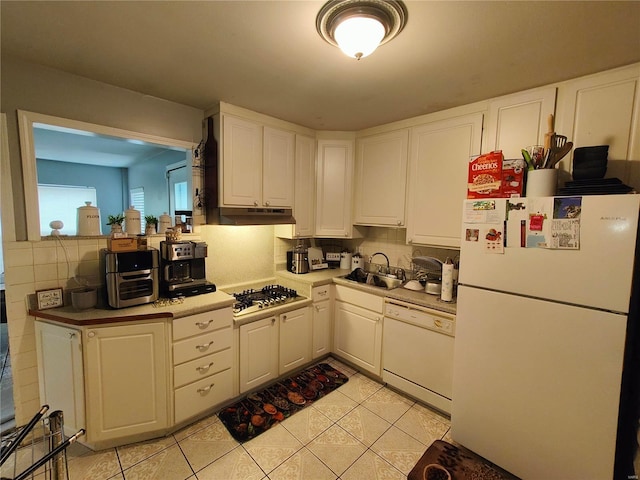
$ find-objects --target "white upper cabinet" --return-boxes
[555,64,640,189]
[263,126,295,207]
[354,129,409,226]
[221,114,263,207]
[484,87,557,158]
[219,114,294,208]
[275,134,316,239]
[406,113,483,248]
[293,135,316,237]
[315,138,356,237]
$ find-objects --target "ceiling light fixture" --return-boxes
[316,0,408,60]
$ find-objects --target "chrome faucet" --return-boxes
[369,252,390,274]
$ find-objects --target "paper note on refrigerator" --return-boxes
[463,199,505,224]
[549,197,581,249]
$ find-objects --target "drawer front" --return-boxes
[174,368,233,424]
[312,285,331,303]
[173,308,232,341]
[173,327,232,365]
[174,348,232,389]
[334,285,384,313]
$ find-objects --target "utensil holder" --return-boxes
[526,169,557,197]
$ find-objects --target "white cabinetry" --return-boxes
[315,138,358,238]
[279,306,312,374]
[275,134,316,239]
[239,316,278,393]
[220,114,263,207]
[312,285,332,359]
[84,321,169,447]
[556,64,640,189]
[333,285,384,376]
[218,114,294,208]
[354,130,409,226]
[484,87,557,158]
[172,308,234,425]
[34,322,85,437]
[263,126,295,207]
[406,113,483,248]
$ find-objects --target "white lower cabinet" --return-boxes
[172,308,234,424]
[333,285,384,376]
[312,285,332,359]
[84,321,169,447]
[34,322,85,437]
[239,306,313,393]
[239,316,279,393]
[35,307,235,449]
[279,306,312,374]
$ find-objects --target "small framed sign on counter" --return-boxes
[36,288,63,310]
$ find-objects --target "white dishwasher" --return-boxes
[383,299,455,414]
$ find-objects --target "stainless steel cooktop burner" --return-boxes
[232,285,302,317]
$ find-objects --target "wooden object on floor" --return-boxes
[408,440,520,480]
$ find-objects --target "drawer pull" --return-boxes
[195,341,214,351]
[197,383,215,394]
[196,362,214,372]
[195,320,213,328]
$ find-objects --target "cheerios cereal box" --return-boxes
[467,151,503,199]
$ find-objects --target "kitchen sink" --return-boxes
[338,272,403,290]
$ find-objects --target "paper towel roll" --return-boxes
[441,259,454,302]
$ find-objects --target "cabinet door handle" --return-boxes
[88,331,95,338]
[197,383,215,394]
[375,317,382,322]
[195,341,214,351]
[69,332,76,339]
[196,362,214,372]
[253,200,259,207]
[195,320,213,328]
[315,305,320,312]
[282,315,287,322]
[265,201,270,207]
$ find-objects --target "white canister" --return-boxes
[351,253,363,271]
[526,168,558,197]
[158,212,172,234]
[124,206,141,235]
[340,252,353,270]
[77,202,102,236]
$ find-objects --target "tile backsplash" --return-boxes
[277,227,458,274]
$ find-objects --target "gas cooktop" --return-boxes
[231,284,303,317]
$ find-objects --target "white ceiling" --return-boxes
[2,1,640,132]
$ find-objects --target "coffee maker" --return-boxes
[160,240,216,297]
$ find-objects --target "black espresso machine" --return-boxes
[160,240,216,298]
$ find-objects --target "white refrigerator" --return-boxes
[451,194,640,480]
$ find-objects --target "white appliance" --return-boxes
[451,194,640,480]
[383,299,455,414]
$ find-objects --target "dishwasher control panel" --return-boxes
[384,300,455,336]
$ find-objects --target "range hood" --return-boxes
[211,207,296,226]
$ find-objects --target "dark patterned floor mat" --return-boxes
[218,362,348,442]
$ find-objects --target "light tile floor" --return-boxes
[2,357,453,480]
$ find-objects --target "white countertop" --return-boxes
[31,270,457,327]
[30,290,236,326]
[278,269,457,315]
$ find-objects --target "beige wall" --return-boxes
[1,55,205,240]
